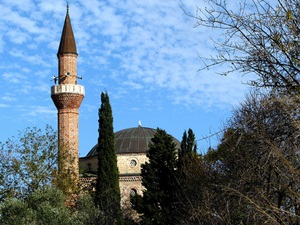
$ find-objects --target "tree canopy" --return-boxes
[0,125,57,202]
[205,91,300,224]
[133,128,179,225]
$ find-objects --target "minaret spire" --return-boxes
[57,5,77,57]
[57,5,77,85]
[51,7,85,194]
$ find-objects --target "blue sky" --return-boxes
[0,0,252,156]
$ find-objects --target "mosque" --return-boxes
[80,125,180,206]
[51,7,180,205]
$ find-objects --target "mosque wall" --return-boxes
[79,153,147,208]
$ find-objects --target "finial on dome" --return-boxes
[138,120,142,127]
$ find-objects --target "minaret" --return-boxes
[51,6,84,193]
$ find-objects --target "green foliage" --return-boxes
[130,94,300,224]
[187,0,300,221]
[95,92,123,224]
[176,129,206,224]
[29,187,71,225]
[178,128,197,171]
[205,92,300,224]
[0,125,57,202]
[133,128,179,225]
[0,188,114,225]
[0,187,71,225]
[0,199,34,225]
[72,194,103,225]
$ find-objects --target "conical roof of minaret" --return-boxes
[57,7,77,56]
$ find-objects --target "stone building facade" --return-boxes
[79,126,180,206]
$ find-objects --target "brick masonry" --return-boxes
[58,53,78,84]
[52,49,84,192]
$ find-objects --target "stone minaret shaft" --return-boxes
[51,8,84,193]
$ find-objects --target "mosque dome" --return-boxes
[86,126,180,157]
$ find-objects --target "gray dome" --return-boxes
[86,126,180,156]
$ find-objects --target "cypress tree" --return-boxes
[178,130,187,171]
[95,92,122,224]
[177,129,205,224]
[187,128,197,155]
[178,128,197,172]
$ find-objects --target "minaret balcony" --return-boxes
[51,84,85,96]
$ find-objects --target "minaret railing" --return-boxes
[51,84,85,95]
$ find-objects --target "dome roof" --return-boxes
[86,126,180,157]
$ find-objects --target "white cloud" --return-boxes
[16,84,33,94]
[27,106,56,117]
[1,6,41,34]
[9,49,51,67]
[6,28,29,44]
[2,0,35,12]
[0,35,4,53]
[14,103,56,120]
[123,81,144,90]
[38,1,64,14]
[2,72,27,84]
[82,103,97,112]
[108,0,249,109]
[0,0,261,154]
[0,0,253,134]
[34,81,49,92]
[0,103,10,108]
[1,95,17,102]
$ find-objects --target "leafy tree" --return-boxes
[0,187,71,225]
[191,0,300,93]
[95,92,123,224]
[0,125,57,202]
[0,199,34,225]
[0,187,113,225]
[206,91,300,224]
[73,194,104,225]
[133,128,179,225]
[188,1,300,222]
[205,128,258,224]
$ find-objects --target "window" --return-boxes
[130,159,137,167]
[130,188,137,197]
